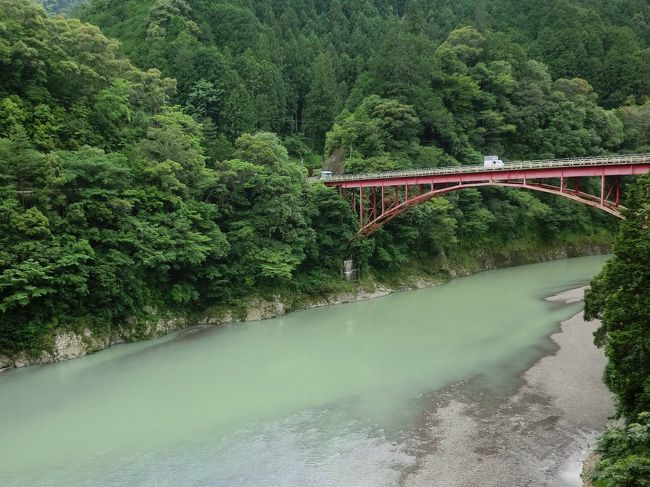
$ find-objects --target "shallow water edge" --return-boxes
[403,288,613,487]
[0,244,610,372]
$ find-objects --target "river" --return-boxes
[0,255,612,486]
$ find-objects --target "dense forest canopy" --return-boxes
[0,0,643,354]
[71,0,650,158]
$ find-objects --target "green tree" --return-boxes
[303,51,339,151]
[585,173,650,419]
[584,173,650,485]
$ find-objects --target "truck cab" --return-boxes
[319,170,333,180]
[484,155,504,168]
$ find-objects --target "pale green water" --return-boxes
[0,256,606,486]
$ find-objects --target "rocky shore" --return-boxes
[0,283,413,373]
[402,287,613,487]
[0,243,609,373]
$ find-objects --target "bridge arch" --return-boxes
[354,180,624,238]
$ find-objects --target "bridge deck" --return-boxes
[319,153,650,187]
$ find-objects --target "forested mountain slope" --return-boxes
[0,0,644,358]
[77,0,649,155]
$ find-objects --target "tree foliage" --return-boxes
[584,173,650,485]
[0,0,644,358]
[585,174,650,419]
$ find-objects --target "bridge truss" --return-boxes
[320,153,650,237]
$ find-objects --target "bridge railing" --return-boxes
[317,153,650,183]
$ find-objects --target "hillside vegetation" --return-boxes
[76,0,650,157]
[585,173,650,485]
[0,0,645,354]
[0,0,645,353]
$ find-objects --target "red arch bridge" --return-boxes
[318,153,650,238]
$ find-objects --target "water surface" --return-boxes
[0,256,607,486]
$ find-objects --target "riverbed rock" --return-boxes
[10,330,91,368]
[198,311,234,326]
[53,330,89,361]
[245,297,287,321]
[109,334,126,346]
[408,277,441,290]
[0,354,13,372]
[13,350,55,368]
[154,317,187,335]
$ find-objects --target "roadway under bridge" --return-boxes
[318,153,650,237]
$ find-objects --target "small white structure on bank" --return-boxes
[342,259,359,281]
[483,155,504,168]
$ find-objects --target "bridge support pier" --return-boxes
[341,176,627,238]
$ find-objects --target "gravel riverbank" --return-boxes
[402,287,613,487]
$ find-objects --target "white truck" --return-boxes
[483,155,504,168]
